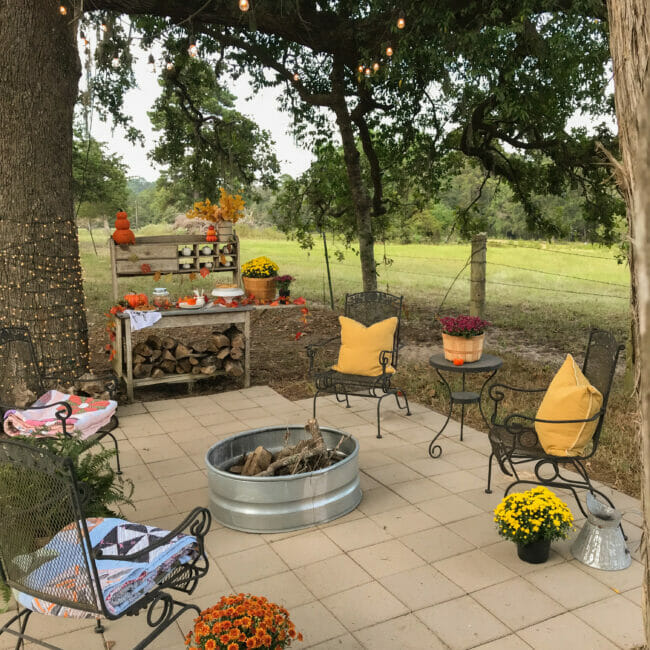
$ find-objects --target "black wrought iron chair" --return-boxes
[0,438,211,649]
[0,327,123,473]
[307,291,411,439]
[485,329,623,519]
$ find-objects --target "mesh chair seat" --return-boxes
[13,517,199,619]
[314,368,394,392]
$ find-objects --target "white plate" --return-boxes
[211,288,245,298]
[178,302,204,309]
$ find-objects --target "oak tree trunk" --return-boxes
[331,61,377,292]
[607,0,649,643]
[0,2,87,385]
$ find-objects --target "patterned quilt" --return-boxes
[13,517,198,618]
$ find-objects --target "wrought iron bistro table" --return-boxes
[428,353,503,458]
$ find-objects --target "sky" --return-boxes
[91,49,315,182]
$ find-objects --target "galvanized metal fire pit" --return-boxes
[205,426,361,533]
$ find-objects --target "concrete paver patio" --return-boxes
[0,386,644,649]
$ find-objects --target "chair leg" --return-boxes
[0,609,59,650]
[485,453,494,494]
[312,391,320,418]
[394,389,411,415]
[94,618,105,634]
[376,394,387,439]
[105,431,122,475]
[133,598,201,650]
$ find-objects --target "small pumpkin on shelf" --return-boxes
[123,291,148,309]
[205,225,218,242]
[112,210,136,245]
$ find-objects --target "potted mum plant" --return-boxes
[439,314,490,362]
[276,275,294,298]
[494,486,573,563]
[241,256,279,301]
[185,593,303,649]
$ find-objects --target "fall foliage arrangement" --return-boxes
[185,594,303,650]
[186,188,246,224]
[241,256,279,278]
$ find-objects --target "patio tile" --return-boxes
[574,557,644,592]
[357,433,408,452]
[369,504,438,536]
[432,468,486,492]
[290,601,347,647]
[401,526,474,563]
[623,586,643,606]
[418,494,483,524]
[131,478,166,501]
[216,544,288,585]
[169,487,209,513]
[152,411,201,430]
[125,494,177,521]
[272,530,341,568]
[102,612,189,649]
[364,462,422,485]
[359,471,382,491]
[159,469,208,495]
[190,563,232,601]
[307,634,364,649]
[206,420,247,437]
[457,487,503,513]
[416,595,509,650]
[119,413,165,436]
[574,595,644,649]
[354,613,447,649]
[357,451,395,469]
[446,448,488,469]
[322,515,392,551]
[147,455,200,478]
[518,612,617,650]
[356,486,409,516]
[204,526,265,557]
[295,555,372,599]
[482,540,564,575]
[434,549,516,592]
[448,512,502,547]
[49,625,112,650]
[526,561,614,609]
[322,582,408,631]
[473,577,565,630]
[164,426,213,445]
[390,478,450,503]
[392,426,443,444]
[349,539,425,579]
[236,571,316,609]
[404,457,460,477]
[118,402,147,415]
[380,564,463,610]
[474,635,532,649]
[131,434,185,463]
[384,444,432,463]
[144,398,181,412]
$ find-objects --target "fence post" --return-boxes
[470,233,487,318]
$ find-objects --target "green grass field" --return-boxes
[80,224,630,351]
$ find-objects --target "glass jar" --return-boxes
[152,287,171,309]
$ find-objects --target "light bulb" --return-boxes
[111,56,120,68]
[166,61,174,71]
[397,16,405,29]
[364,67,371,76]
[101,23,108,32]
[386,46,393,57]
[239,0,250,10]
[59,4,67,15]
[373,62,380,71]
[188,43,198,57]
[358,65,364,73]
[292,72,299,81]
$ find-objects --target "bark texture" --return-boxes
[607,0,650,643]
[0,1,87,384]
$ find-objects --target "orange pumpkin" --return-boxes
[205,225,218,242]
[124,292,148,309]
[112,210,136,245]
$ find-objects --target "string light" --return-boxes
[166,59,174,71]
[148,53,156,73]
[292,72,299,81]
[101,22,108,32]
[80,31,89,46]
[357,65,364,73]
[386,46,394,57]
[111,55,120,68]
[239,0,250,11]
[397,13,405,29]
[59,4,67,15]
[373,62,380,72]
[364,67,371,76]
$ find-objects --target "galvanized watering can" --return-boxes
[571,492,631,571]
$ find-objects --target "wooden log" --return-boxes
[145,335,162,350]
[212,333,230,348]
[229,346,243,360]
[199,355,217,367]
[242,446,273,476]
[225,359,244,377]
[257,447,326,477]
[161,336,176,349]
[150,349,162,362]
[216,347,231,360]
[190,339,209,353]
[133,342,153,357]
[178,358,192,373]
[151,367,165,378]
[305,418,325,447]
[133,363,153,378]
[230,332,245,349]
[188,356,199,366]
[200,365,217,375]
[175,343,192,359]
[162,349,175,362]
[133,353,147,365]
[191,366,202,375]
[160,360,176,373]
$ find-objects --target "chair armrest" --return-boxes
[379,350,394,373]
[306,336,339,372]
[488,383,547,427]
[504,409,603,432]
[94,507,212,562]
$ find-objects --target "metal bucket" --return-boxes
[205,426,361,533]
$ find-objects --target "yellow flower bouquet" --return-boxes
[241,256,279,279]
[185,188,245,224]
[494,486,573,546]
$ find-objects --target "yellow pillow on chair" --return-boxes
[535,354,603,457]
[332,316,398,377]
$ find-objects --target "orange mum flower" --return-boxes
[204,640,216,650]
[227,644,238,650]
[220,633,231,644]
[262,634,272,646]
[246,639,257,649]
[229,627,240,639]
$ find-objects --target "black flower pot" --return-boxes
[517,538,551,564]
[278,288,291,298]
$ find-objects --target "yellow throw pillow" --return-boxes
[535,354,603,457]
[332,316,398,377]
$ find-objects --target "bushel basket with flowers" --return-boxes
[439,314,491,362]
[241,256,279,301]
[185,593,303,650]
[494,486,573,563]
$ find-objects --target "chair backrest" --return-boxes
[0,327,45,406]
[581,329,623,446]
[0,439,103,616]
[344,292,404,368]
